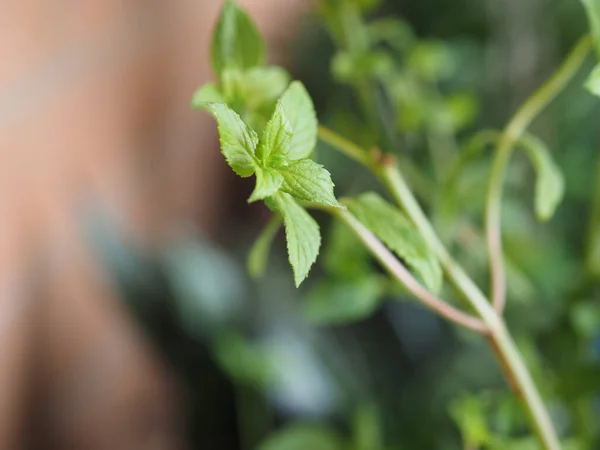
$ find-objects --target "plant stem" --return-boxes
[318,127,562,449]
[380,163,560,450]
[486,35,592,314]
[334,208,487,333]
[317,124,375,169]
[318,125,434,201]
[587,153,600,278]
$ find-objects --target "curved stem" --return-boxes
[317,124,374,169]
[318,125,434,202]
[318,126,561,449]
[445,129,502,191]
[486,35,592,314]
[332,208,487,333]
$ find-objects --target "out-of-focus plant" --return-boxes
[191,0,600,448]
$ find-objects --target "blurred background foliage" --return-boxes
[90,0,600,448]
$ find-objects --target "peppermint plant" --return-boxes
[192,1,600,449]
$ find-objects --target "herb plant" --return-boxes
[192,1,600,448]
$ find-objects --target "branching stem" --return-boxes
[333,208,487,333]
[486,35,592,314]
[318,126,561,450]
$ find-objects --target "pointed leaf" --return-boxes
[274,193,321,287]
[248,215,282,278]
[280,82,318,160]
[211,0,266,76]
[585,63,600,98]
[277,159,342,208]
[518,134,565,221]
[206,103,258,177]
[191,83,225,109]
[249,167,284,202]
[304,277,384,325]
[257,101,293,164]
[346,192,442,293]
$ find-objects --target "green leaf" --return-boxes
[367,18,414,51]
[346,192,443,293]
[353,404,383,450]
[277,160,342,208]
[257,101,293,165]
[247,215,282,278]
[449,395,492,448]
[273,193,321,287]
[206,103,258,177]
[304,277,384,325]
[258,423,344,450]
[442,92,479,131]
[518,134,565,222]
[323,220,371,279]
[220,66,291,129]
[249,167,284,202]
[191,83,225,109]
[407,41,455,82]
[581,0,600,55]
[214,331,274,387]
[280,82,318,160]
[331,51,394,84]
[570,301,600,338]
[211,0,266,76]
[585,62,600,98]
[241,66,291,110]
[353,0,383,13]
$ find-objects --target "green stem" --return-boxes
[318,128,561,450]
[318,125,434,201]
[586,152,600,279]
[486,35,592,314]
[333,208,487,333]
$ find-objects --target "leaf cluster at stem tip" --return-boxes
[192,0,344,287]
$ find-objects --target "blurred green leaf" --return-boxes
[211,0,266,76]
[353,0,383,13]
[304,276,384,325]
[323,220,372,279]
[191,83,225,109]
[569,301,600,338]
[581,0,600,55]
[206,103,258,177]
[274,193,322,287]
[407,41,455,82]
[280,82,319,160]
[248,215,282,278]
[214,331,274,387]
[242,66,291,110]
[352,404,383,450]
[258,423,345,450]
[518,134,565,222]
[585,63,600,97]
[449,394,492,448]
[442,92,480,131]
[367,18,414,51]
[331,51,394,84]
[347,192,443,294]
